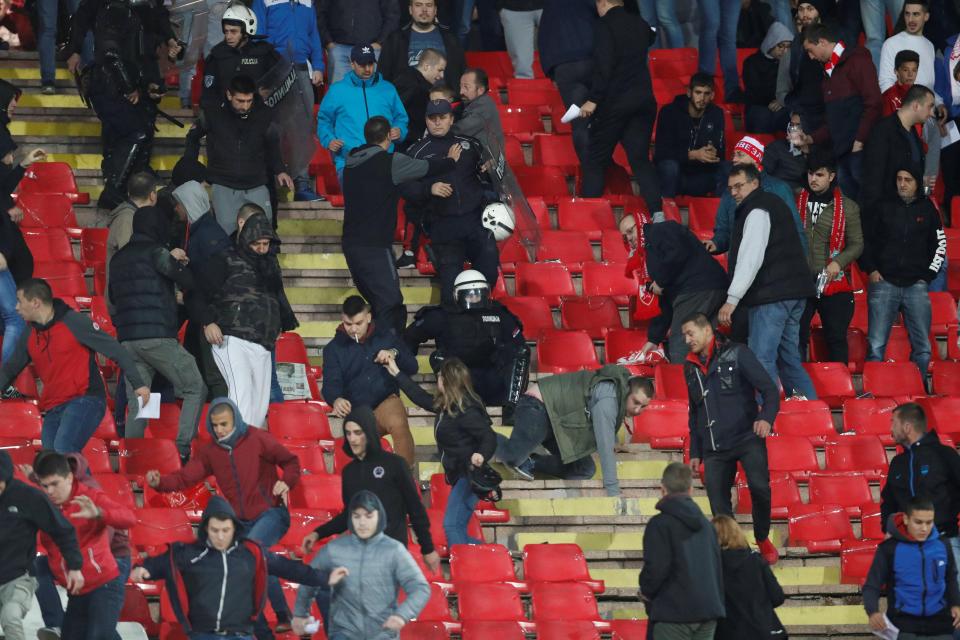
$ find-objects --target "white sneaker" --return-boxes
[617,348,666,366]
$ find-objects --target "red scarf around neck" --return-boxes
[797,187,853,295]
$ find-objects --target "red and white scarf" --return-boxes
[797,187,852,295]
[824,41,846,77]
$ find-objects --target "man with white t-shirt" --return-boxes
[878,1,936,93]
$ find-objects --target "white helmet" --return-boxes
[453,270,490,310]
[222,3,257,36]
[481,202,515,241]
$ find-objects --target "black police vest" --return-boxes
[442,309,502,367]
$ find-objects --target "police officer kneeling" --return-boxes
[405,269,529,421]
[400,99,500,304]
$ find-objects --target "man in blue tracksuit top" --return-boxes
[252,0,326,202]
[317,44,409,181]
[864,497,960,638]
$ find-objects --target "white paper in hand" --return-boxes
[136,393,162,420]
[942,121,960,148]
[560,104,582,124]
[870,614,899,640]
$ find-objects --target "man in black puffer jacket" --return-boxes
[641,462,725,638]
[198,209,298,429]
[109,206,207,458]
[321,296,418,468]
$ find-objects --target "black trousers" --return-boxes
[799,291,854,363]
[551,59,593,165]
[580,94,661,215]
[703,436,771,542]
[343,244,407,337]
[431,223,500,306]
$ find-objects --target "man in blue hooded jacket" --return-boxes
[317,44,409,181]
[130,494,330,640]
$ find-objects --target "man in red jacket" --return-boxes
[34,451,136,640]
[145,397,301,636]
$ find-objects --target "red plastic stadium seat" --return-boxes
[267,401,334,448]
[808,472,874,517]
[932,360,960,396]
[809,327,867,373]
[513,166,570,203]
[787,503,855,553]
[604,328,650,365]
[537,230,594,269]
[736,471,801,519]
[0,401,41,438]
[530,583,610,632]
[526,196,552,230]
[581,262,637,305]
[449,544,525,590]
[414,583,458,629]
[861,361,926,399]
[649,48,699,80]
[882,326,940,370]
[515,263,576,306]
[929,291,957,337]
[276,509,335,551]
[80,227,109,269]
[653,364,688,402]
[33,261,89,298]
[401,621,451,640]
[842,397,897,444]
[504,135,526,167]
[611,620,650,640]
[824,435,888,480]
[631,399,687,448]
[119,584,159,636]
[427,509,484,557]
[89,296,117,339]
[532,135,579,174]
[118,438,182,477]
[131,508,195,554]
[600,230,629,263]
[560,296,622,338]
[497,106,546,140]
[841,539,880,585]
[522,543,604,593]
[537,330,600,373]
[773,400,836,445]
[499,236,532,274]
[17,162,88,203]
[289,474,343,510]
[82,438,113,474]
[0,438,37,465]
[92,473,136,509]
[861,503,885,539]
[461,621,528,640]
[686,197,720,239]
[802,362,856,409]
[502,296,555,337]
[142,481,212,523]
[457,583,527,622]
[556,198,616,240]
[429,474,509,524]
[765,435,820,479]
[275,332,322,399]
[919,397,960,437]
[16,193,81,236]
[537,621,601,640]
[22,228,76,264]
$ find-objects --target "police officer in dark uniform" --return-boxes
[399,99,500,304]
[404,269,529,420]
[65,0,179,210]
[200,3,282,112]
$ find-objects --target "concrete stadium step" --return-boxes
[11,119,193,140]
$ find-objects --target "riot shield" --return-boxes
[256,53,318,183]
[477,120,540,260]
[161,0,209,76]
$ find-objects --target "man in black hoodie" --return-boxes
[393,50,449,148]
[860,164,946,377]
[109,206,207,459]
[130,495,330,638]
[0,450,83,640]
[654,73,728,199]
[640,462,725,638]
[342,114,459,337]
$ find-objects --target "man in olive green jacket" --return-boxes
[493,365,654,496]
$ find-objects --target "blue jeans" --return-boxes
[444,476,482,547]
[61,555,129,640]
[748,299,817,399]
[861,0,905,67]
[638,0,684,48]
[866,279,932,376]
[657,160,727,198]
[698,0,742,98]
[764,0,795,34]
[36,553,130,639]
[837,151,863,203]
[41,395,107,453]
[0,269,24,367]
[37,0,92,84]
[930,259,949,293]
[242,507,292,635]
[270,348,284,404]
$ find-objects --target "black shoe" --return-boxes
[1,385,24,400]
[395,250,416,269]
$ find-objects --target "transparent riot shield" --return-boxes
[161,0,208,76]
[478,120,540,260]
[257,53,318,184]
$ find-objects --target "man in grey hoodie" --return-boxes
[742,22,794,133]
[291,491,431,639]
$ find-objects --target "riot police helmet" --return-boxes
[222,3,257,37]
[453,270,490,310]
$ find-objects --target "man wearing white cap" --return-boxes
[706,135,805,256]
